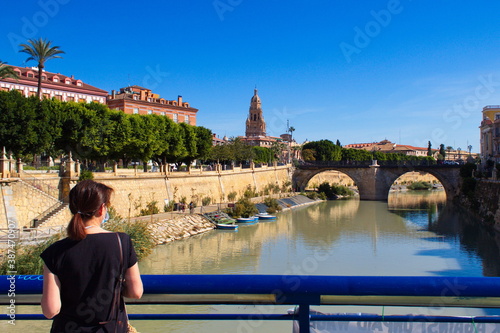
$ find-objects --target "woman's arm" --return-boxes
[41,264,61,319]
[122,263,143,299]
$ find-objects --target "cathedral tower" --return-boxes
[245,89,266,137]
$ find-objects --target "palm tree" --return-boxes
[19,38,64,99]
[0,61,19,80]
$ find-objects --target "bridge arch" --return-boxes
[293,164,461,201]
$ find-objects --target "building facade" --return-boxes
[107,85,198,125]
[344,140,436,158]
[0,66,108,103]
[480,105,500,163]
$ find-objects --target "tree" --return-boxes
[0,61,19,80]
[427,141,432,156]
[19,38,64,99]
[302,140,341,161]
[439,144,446,159]
[336,139,342,147]
[288,126,295,141]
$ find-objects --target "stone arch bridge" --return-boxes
[293,161,462,201]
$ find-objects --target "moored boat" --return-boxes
[216,223,238,230]
[258,214,276,220]
[236,217,258,224]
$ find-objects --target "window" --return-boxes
[52,76,59,82]
[147,110,152,115]
[67,96,75,102]
[43,93,50,99]
[161,112,166,116]
[133,108,139,114]
[27,72,34,78]
[173,113,178,123]
[79,98,86,103]
[496,113,500,120]
[65,79,71,84]
[55,95,63,101]
[184,115,190,124]
[41,75,47,80]
[28,91,36,97]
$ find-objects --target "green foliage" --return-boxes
[243,184,258,198]
[78,169,94,181]
[0,91,213,166]
[460,163,477,178]
[302,140,341,161]
[461,177,477,198]
[301,148,316,161]
[164,201,174,212]
[304,191,319,200]
[253,146,273,163]
[139,200,159,216]
[439,144,446,158]
[104,218,156,261]
[407,181,432,190]
[231,197,258,218]
[227,191,237,202]
[263,197,283,214]
[0,233,63,275]
[317,182,354,199]
[202,196,212,206]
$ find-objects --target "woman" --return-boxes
[40,180,143,332]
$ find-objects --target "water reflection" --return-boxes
[141,191,500,278]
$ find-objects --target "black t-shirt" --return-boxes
[41,232,138,333]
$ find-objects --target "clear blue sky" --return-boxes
[2,0,500,152]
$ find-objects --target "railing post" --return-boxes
[297,303,310,332]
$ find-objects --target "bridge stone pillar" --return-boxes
[356,166,388,201]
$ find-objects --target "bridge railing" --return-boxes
[2,275,500,332]
[297,160,460,168]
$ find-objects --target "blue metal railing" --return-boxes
[2,275,500,332]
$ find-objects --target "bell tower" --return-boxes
[245,89,266,137]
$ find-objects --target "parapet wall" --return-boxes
[94,166,292,218]
[0,165,292,227]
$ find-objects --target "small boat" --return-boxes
[236,217,258,224]
[216,223,238,230]
[258,214,276,220]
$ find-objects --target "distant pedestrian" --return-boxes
[189,202,195,214]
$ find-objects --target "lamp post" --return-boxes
[468,145,472,155]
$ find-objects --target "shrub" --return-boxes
[231,197,258,218]
[139,200,159,216]
[460,163,477,178]
[0,233,63,275]
[227,191,237,202]
[202,196,212,206]
[461,177,477,198]
[243,185,258,198]
[407,181,432,190]
[263,197,282,214]
[164,201,174,212]
[104,218,156,261]
[78,169,94,181]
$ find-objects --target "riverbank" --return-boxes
[140,194,322,245]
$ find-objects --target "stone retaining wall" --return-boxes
[0,166,292,228]
[148,214,215,244]
[458,179,500,230]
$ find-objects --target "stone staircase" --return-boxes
[34,201,69,228]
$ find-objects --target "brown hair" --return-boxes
[67,180,114,240]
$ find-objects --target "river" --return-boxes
[131,190,500,332]
[13,190,500,332]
